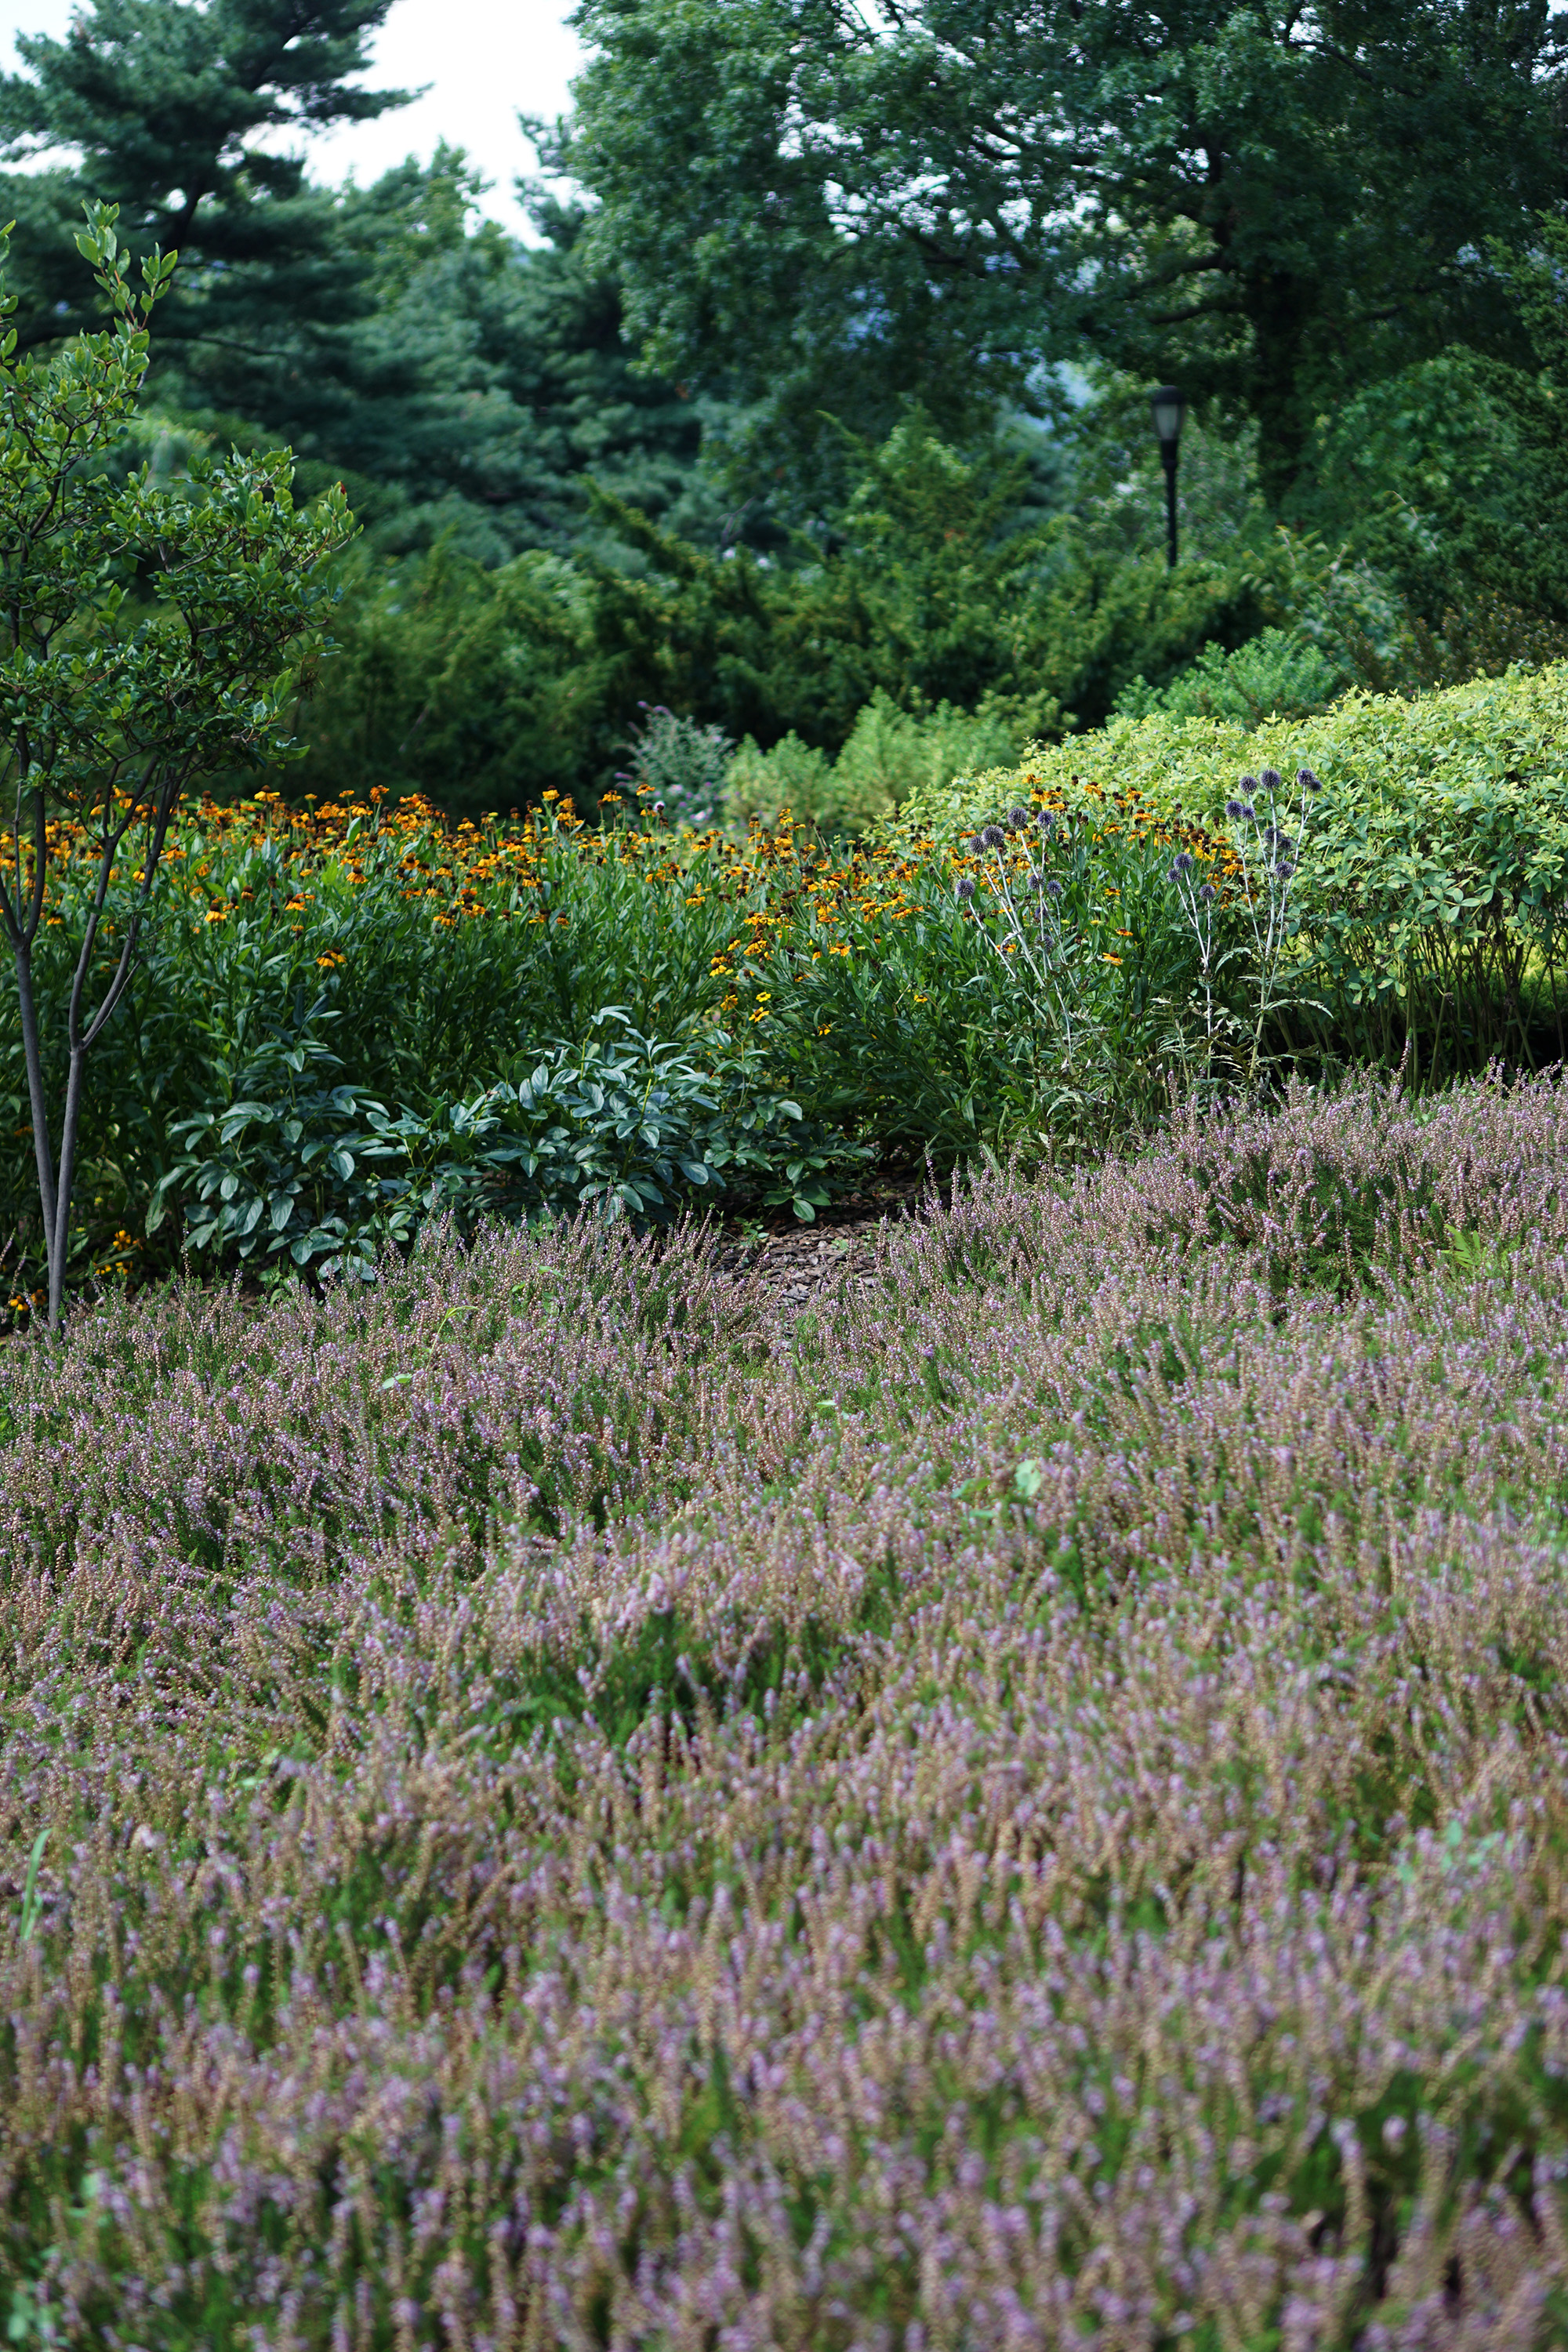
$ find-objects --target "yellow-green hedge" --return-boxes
[899,663,1568,1076]
[900,660,1568,837]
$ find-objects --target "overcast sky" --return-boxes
[1,0,584,240]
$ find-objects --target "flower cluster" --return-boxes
[2,1073,1567,2338]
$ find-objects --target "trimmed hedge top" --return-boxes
[900,661,1568,1052]
[901,659,1568,838]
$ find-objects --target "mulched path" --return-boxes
[712,1178,927,1331]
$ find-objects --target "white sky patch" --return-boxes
[2,0,586,242]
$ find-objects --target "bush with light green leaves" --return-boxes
[902,662,1568,1083]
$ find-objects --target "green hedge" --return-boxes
[902,662,1568,1080]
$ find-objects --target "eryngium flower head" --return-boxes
[955,877,977,901]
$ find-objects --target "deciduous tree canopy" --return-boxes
[560,0,1568,503]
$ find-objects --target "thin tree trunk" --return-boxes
[47,1045,88,1330]
[13,939,59,1316]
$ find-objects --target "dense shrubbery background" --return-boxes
[9,659,1568,1310]
[10,7,1568,2338]
[10,0,1568,828]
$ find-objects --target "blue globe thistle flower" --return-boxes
[1259,767,1282,793]
[1199,883,1217,903]
[1276,859,1296,880]
[981,825,1006,849]
[1046,877,1063,898]
[956,877,977,900]
[1225,798,1247,819]
[1037,811,1057,837]
[1298,767,1322,793]
[1007,806,1029,829]
[1239,773,1260,795]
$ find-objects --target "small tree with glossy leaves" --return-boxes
[0,204,353,1327]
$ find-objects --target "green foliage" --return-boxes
[725,731,841,833]
[0,13,734,568]
[909,659,1568,1087]
[563,0,1566,503]
[1113,630,1349,728]
[293,411,1265,814]
[728,811,1213,1165]
[149,1033,421,1280]
[725,693,1020,837]
[619,705,731,828]
[0,203,351,1322]
[153,1013,872,1272]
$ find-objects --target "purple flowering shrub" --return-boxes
[4,1074,1568,2343]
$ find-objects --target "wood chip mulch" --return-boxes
[712,1180,926,1334]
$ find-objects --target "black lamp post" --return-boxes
[1150,385,1187,569]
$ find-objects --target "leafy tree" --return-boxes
[0,205,351,1325]
[497,192,757,557]
[294,410,1262,814]
[561,0,1568,505]
[0,0,409,345]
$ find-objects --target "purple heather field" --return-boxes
[4,1073,1568,2348]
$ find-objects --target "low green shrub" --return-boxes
[1112,627,1349,727]
[906,660,1568,1083]
[617,703,731,828]
[151,1012,874,1280]
[724,691,1019,837]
